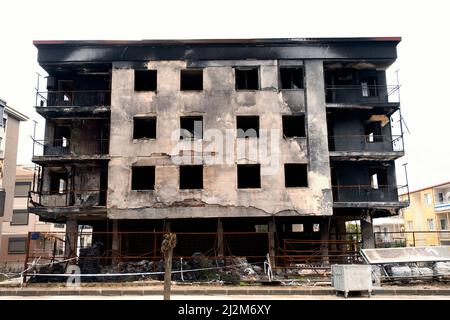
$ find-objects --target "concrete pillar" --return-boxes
[321,220,330,265]
[361,217,375,249]
[65,219,78,262]
[164,220,171,232]
[268,221,276,267]
[111,219,119,264]
[217,219,224,257]
[304,60,333,216]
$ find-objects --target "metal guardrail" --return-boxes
[36,91,111,107]
[32,139,109,157]
[329,135,404,153]
[332,184,408,203]
[325,85,400,104]
[374,231,450,248]
[29,189,107,207]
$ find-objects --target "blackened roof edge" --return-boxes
[33,37,401,47]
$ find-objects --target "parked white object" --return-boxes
[331,264,372,298]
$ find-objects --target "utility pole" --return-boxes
[161,233,177,300]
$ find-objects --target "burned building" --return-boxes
[29,38,408,267]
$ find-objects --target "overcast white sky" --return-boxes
[0,0,449,191]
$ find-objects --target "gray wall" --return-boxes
[107,59,332,219]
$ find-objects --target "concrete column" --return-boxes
[304,60,333,216]
[361,217,375,249]
[321,220,330,265]
[335,219,347,239]
[217,219,224,257]
[111,219,119,264]
[268,221,276,267]
[65,219,78,262]
[164,220,171,232]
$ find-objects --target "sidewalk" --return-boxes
[1,284,450,297]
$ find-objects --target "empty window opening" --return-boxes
[180,116,203,139]
[11,210,29,226]
[284,164,308,187]
[237,164,261,189]
[179,165,203,189]
[134,70,157,91]
[131,166,155,190]
[282,115,306,138]
[54,125,71,147]
[255,224,268,233]
[361,76,378,97]
[237,116,259,138]
[8,237,27,254]
[280,67,304,89]
[313,224,320,232]
[365,121,383,143]
[180,69,203,90]
[292,224,304,232]
[133,117,156,139]
[235,67,259,90]
[369,167,388,189]
[438,192,444,203]
[49,172,68,194]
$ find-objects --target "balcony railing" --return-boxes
[325,85,400,104]
[374,231,450,248]
[33,139,109,157]
[29,189,106,208]
[36,91,111,107]
[329,135,404,153]
[332,184,408,203]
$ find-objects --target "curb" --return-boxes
[1,287,450,296]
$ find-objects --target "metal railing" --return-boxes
[36,90,111,107]
[374,231,450,248]
[32,138,109,157]
[29,189,107,207]
[332,184,409,203]
[325,84,400,104]
[329,135,404,153]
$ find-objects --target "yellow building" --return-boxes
[400,182,450,246]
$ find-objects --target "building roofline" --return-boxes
[33,37,402,47]
[5,105,29,121]
[400,181,450,196]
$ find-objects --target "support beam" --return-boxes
[65,219,78,263]
[164,220,171,232]
[321,219,330,265]
[268,220,276,267]
[111,219,119,264]
[361,217,375,249]
[217,219,224,257]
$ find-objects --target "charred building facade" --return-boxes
[29,38,408,265]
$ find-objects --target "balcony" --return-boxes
[332,184,409,209]
[325,85,400,111]
[32,138,109,164]
[329,135,404,160]
[29,189,107,218]
[35,91,111,118]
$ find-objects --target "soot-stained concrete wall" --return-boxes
[107,59,332,219]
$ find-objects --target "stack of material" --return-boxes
[434,262,450,277]
[78,242,103,282]
[28,263,65,283]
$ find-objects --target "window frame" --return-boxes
[10,209,29,226]
[8,237,27,254]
